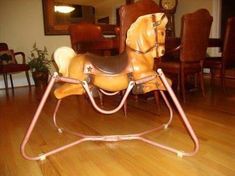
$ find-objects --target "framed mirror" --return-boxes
[42,0,134,35]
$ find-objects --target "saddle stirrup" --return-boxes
[20,69,199,161]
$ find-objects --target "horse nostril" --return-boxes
[161,32,164,36]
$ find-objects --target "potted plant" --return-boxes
[28,43,51,87]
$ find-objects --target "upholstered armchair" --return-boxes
[0,43,31,91]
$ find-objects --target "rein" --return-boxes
[127,14,166,55]
[127,44,159,54]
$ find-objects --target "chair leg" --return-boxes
[199,71,205,97]
[9,74,14,89]
[210,69,213,86]
[134,94,138,102]
[181,70,186,103]
[221,70,225,92]
[153,90,160,114]
[194,73,198,88]
[3,73,9,91]
[25,71,31,87]
[210,68,215,86]
[219,65,226,92]
[177,73,180,92]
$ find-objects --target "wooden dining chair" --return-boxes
[0,43,31,91]
[203,38,223,86]
[204,17,235,89]
[159,9,213,102]
[119,0,162,113]
[69,22,118,56]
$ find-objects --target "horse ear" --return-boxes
[156,13,168,29]
[53,47,76,77]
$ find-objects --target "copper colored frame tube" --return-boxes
[21,69,199,161]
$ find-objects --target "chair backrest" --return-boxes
[0,43,9,51]
[223,17,235,68]
[0,43,16,64]
[180,9,213,62]
[119,0,162,53]
[69,22,103,53]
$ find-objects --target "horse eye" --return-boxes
[153,21,160,28]
[161,31,164,36]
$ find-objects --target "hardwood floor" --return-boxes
[0,83,235,176]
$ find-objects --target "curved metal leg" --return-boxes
[82,81,134,114]
[53,99,62,132]
[52,89,173,137]
[21,70,199,161]
[157,68,199,157]
[98,89,127,116]
[21,72,59,160]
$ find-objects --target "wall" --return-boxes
[175,0,222,61]
[95,0,125,24]
[174,0,213,36]
[154,0,215,36]
[0,0,218,88]
[0,0,71,88]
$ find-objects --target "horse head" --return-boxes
[126,13,168,59]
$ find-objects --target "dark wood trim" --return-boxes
[126,0,134,4]
[42,0,132,35]
[208,38,223,48]
[221,0,235,39]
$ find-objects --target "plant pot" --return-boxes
[32,71,49,88]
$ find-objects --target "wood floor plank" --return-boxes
[0,84,235,176]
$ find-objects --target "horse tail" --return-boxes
[53,46,76,77]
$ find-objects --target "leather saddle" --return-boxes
[84,52,132,75]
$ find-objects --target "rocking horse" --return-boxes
[21,13,199,161]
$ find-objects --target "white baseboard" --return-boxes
[203,68,210,74]
[0,75,34,89]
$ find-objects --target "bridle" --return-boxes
[127,14,166,56]
[152,14,166,57]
